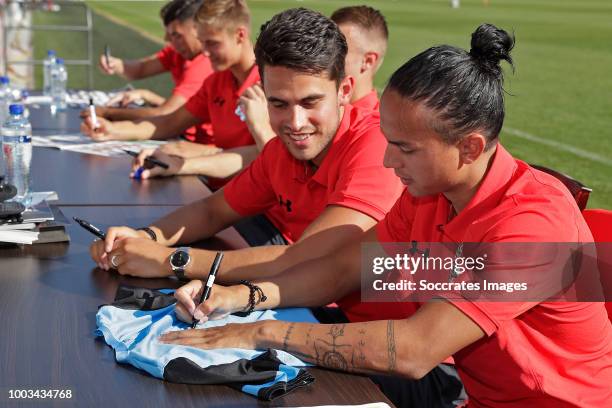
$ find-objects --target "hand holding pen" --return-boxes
[191,252,224,328]
[124,149,170,180]
[73,217,106,240]
[104,44,111,67]
[89,98,100,130]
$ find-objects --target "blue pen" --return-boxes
[133,167,144,180]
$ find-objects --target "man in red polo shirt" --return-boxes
[92,0,212,128]
[331,5,388,112]
[81,0,270,181]
[89,9,402,310]
[132,5,392,179]
[163,23,612,407]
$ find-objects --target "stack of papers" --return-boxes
[24,90,119,107]
[23,87,144,108]
[0,192,69,245]
[32,135,167,158]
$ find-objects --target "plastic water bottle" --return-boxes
[1,104,32,207]
[50,58,68,111]
[0,76,11,125]
[43,50,56,96]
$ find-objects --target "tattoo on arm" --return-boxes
[313,324,352,372]
[387,320,396,373]
[282,323,295,352]
[282,323,316,361]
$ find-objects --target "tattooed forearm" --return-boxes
[282,322,295,351]
[313,324,353,372]
[267,320,405,377]
[387,320,396,372]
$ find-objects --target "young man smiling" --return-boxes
[89,8,402,323]
[81,0,270,181]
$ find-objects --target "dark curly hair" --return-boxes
[255,8,347,86]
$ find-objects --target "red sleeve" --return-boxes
[223,140,277,216]
[376,189,416,243]
[327,123,403,221]
[184,79,211,123]
[155,45,173,71]
[445,205,588,336]
[172,56,212,99]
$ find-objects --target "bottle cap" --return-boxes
[56,58,64,65]
[0,76,9,85]
[9,104,24,115]
[47,50,56,56]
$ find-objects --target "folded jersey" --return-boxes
[95,285,317,400]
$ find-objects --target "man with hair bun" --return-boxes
[331,5,388,112]
[165,23,612,407]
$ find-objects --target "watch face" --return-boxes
[171,250,189,268]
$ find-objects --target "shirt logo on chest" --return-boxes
[278,195,292,212]
[213,96,225,107]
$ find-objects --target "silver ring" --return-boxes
[111,255,119,268]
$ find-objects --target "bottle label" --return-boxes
[19,135,31,143]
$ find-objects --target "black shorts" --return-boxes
[234,214,289,247]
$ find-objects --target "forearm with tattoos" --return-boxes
[259,320,421,378]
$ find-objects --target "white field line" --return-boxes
[503,127,611,167]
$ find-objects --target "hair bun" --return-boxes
[470,23,514,74]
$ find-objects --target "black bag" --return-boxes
[0,178,25,224]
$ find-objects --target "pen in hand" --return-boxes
[123,149,170,170]
[73,217,106,240]
[89,98,100,129]
[104,44,111,67]
[191,252,224,329]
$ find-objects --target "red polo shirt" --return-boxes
[376,145,612,407]
[223,104,402,243]
[184,65,258,150]
[352,90,379,112]
[156,45,214,143]
[157,45,213,99]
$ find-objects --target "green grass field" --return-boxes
[35,0,612,208]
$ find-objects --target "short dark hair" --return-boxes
[386,23,515,149]
[160,0,204,26]
[331,5,388,41]
[255,8,347,85]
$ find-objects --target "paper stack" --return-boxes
[0,192,70,245]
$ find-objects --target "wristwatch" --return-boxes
[169,247,191,281]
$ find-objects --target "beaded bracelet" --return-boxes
[238,280,267,314]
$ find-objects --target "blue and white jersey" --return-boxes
[95,286,317,400]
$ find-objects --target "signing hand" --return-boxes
[106,238,174,278]
[99,54,124,76]
[89,226,151,270]
[80,116,115,141]
[130,148,183,179]
[173,280,249,324]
